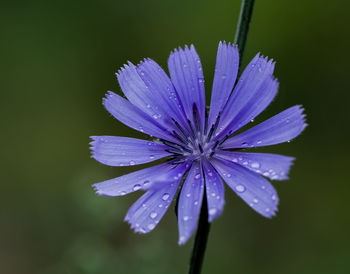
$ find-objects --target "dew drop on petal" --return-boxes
[143,180,150,187]
[149,155,155,160]
[120,191,126,196]
[162,193,170,201]
[253,198,259,204]
[133,184,141,191]
[251,162,260,169]
[129,160,136,166]
[272,195,277,201]
[150,212,157,219]
[194,173,201,179]
[235,185,246,193]
[186,193,191,198]
[147,223,155,230]
[209,208,217,215]
[183,216,189,221]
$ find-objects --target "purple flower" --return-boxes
[90,41,307,244]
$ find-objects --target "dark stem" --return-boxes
[188,0,256,273]
[234,0,256,67]
[188,194,210,274]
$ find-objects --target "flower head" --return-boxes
[90,41,306,244]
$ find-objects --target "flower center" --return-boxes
[161,104,226,164]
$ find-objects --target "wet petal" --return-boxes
[168,45,206,132]
[90,136,170,167]
[212,158,279,218]
[125,163,190,233]
[216,54,277,139]
[222,105,307,149]
[117,61,187,131]
[93,163,186,197]
[103,91,178,142]
[208,41,239,128]
[203,159,225,222]
[215,151,294,180]
[177,162,204,245]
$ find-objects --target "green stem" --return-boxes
[234,0,256,67]
[188,1,256,273]
[188,194,210,274]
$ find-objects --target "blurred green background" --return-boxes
[1,0,350,273]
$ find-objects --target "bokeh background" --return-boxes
[1,0,350,273]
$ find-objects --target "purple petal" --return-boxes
[216,54,277,139]
[208,41,239,128]
[202,159,225,222]
[212,158,279,218]
[222,105,307,149]
[117,61,187,131]
[136,58,190,131]
[103,91,178,142]
[177,162,204,245]
[93,162,187,197]
[168,45,206,132]
[90,136,170,167]
[124,163,190,234]
[215,150,294,180]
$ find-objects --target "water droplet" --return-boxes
[209,208,217,215]
[221,74,227,80]
[147,142,153,146]
[261,185,266,190]
[147,223,155,230]
[194,201,199,206]
[129,160,136,166]
[211,192,216,197]
[143,180,150,187]
[162,193,170,201]
[226,173,231,177]
[256,140,262,145]
[152,114,159,119]
[232,158,238,163]
[250,119,255,122]
[251,162,260,169]
[119,163,124,167]
[183,216,189,221]
[133,184,141,191]
[146,104,151,108]
[271,175,279,180]
[235,185,246,192]
[158,204,163,208]
[149,155,155,159]
[119,191,126,196]
[265,208,270,212]
[142,203,147,208]
[194,173,201,179]
[243,161,248,166]
[253,198,259,203]
[263,172,269,176]
[186,193,191,198]
[150,212,157,219]
[241,142,248,147]
[272,195,277,201]
[208,171,213,176]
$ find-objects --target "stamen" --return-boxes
[206,112,221,142]
[171,118,190,139]
[161,139,192,153]
[204,107,209,135]
[192,104,201,133]
[172,130,188,144]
